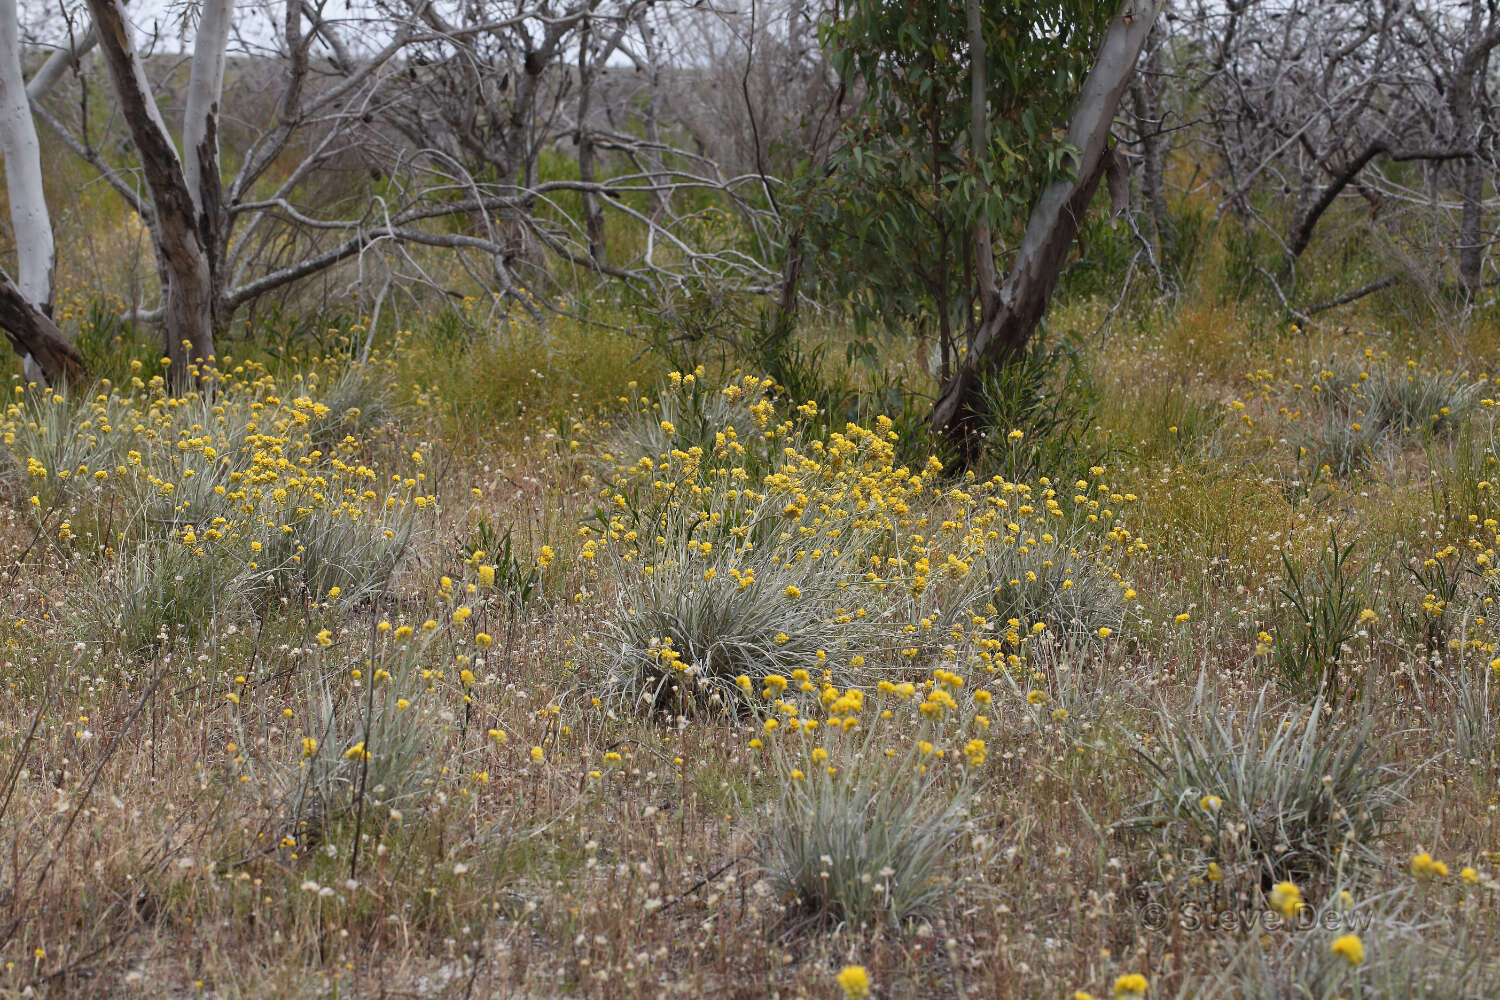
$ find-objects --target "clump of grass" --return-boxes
[598,555,864,716]
[760,745,971,928]
[965,527,1127,643]
[1292,358,1483,479]
[5,387,133,511]
[1364,364,1481,435]
[1193,890,1487,998]
[308,362,397,446]
[238,635,442,854]
[754,676,985,929]
[591,455,887,716]
[599,370,773,480]
[255,502,417,607]
[88,538,243,655]
[1128,680,1403,890]
[1446,654,1500,789]
[1297,402,1389,479]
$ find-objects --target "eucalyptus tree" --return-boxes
[931,0,1163,454]
[796,0,1159,457]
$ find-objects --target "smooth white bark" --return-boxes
[184,0,233,215]
[25,26,98,103]
[0,0,57,381]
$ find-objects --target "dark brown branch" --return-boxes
[1289,141,1471,258]
[0,271,85,385]
[1303,273,1399,315]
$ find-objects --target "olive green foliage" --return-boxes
[802,0,1112,354]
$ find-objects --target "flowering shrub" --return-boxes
[584,372,1143,716]
[752,666,991,927]
[4,362,431,652]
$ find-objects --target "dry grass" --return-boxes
[0,291,1496,1000]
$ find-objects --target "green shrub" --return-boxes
[973,337,1105,483]
[1270,532,1366,700]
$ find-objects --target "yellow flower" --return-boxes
[836,965,870,999]
[301,737,318,757]
[1461,866,1479,884]
[1098,626,1112,638]
[478,565,496,587]
[316,629,333,647]
[1113,973,1148,998]
[1411,851,1448,878]
[530,746,544,762]
[1330,933,1365,967]
[1268,881,1303,919]
[784,584,801,599]
[1199,794,1222,813]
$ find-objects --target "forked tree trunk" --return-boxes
[184,0,231,296]
[0,0,79,384]
[85,0,216,379]
[933,0,1164,460]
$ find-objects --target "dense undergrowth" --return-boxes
[0,280,1498,999]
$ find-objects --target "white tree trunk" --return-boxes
[0,0,57,383]
[184,0,232,218]
[26,26,98,103]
